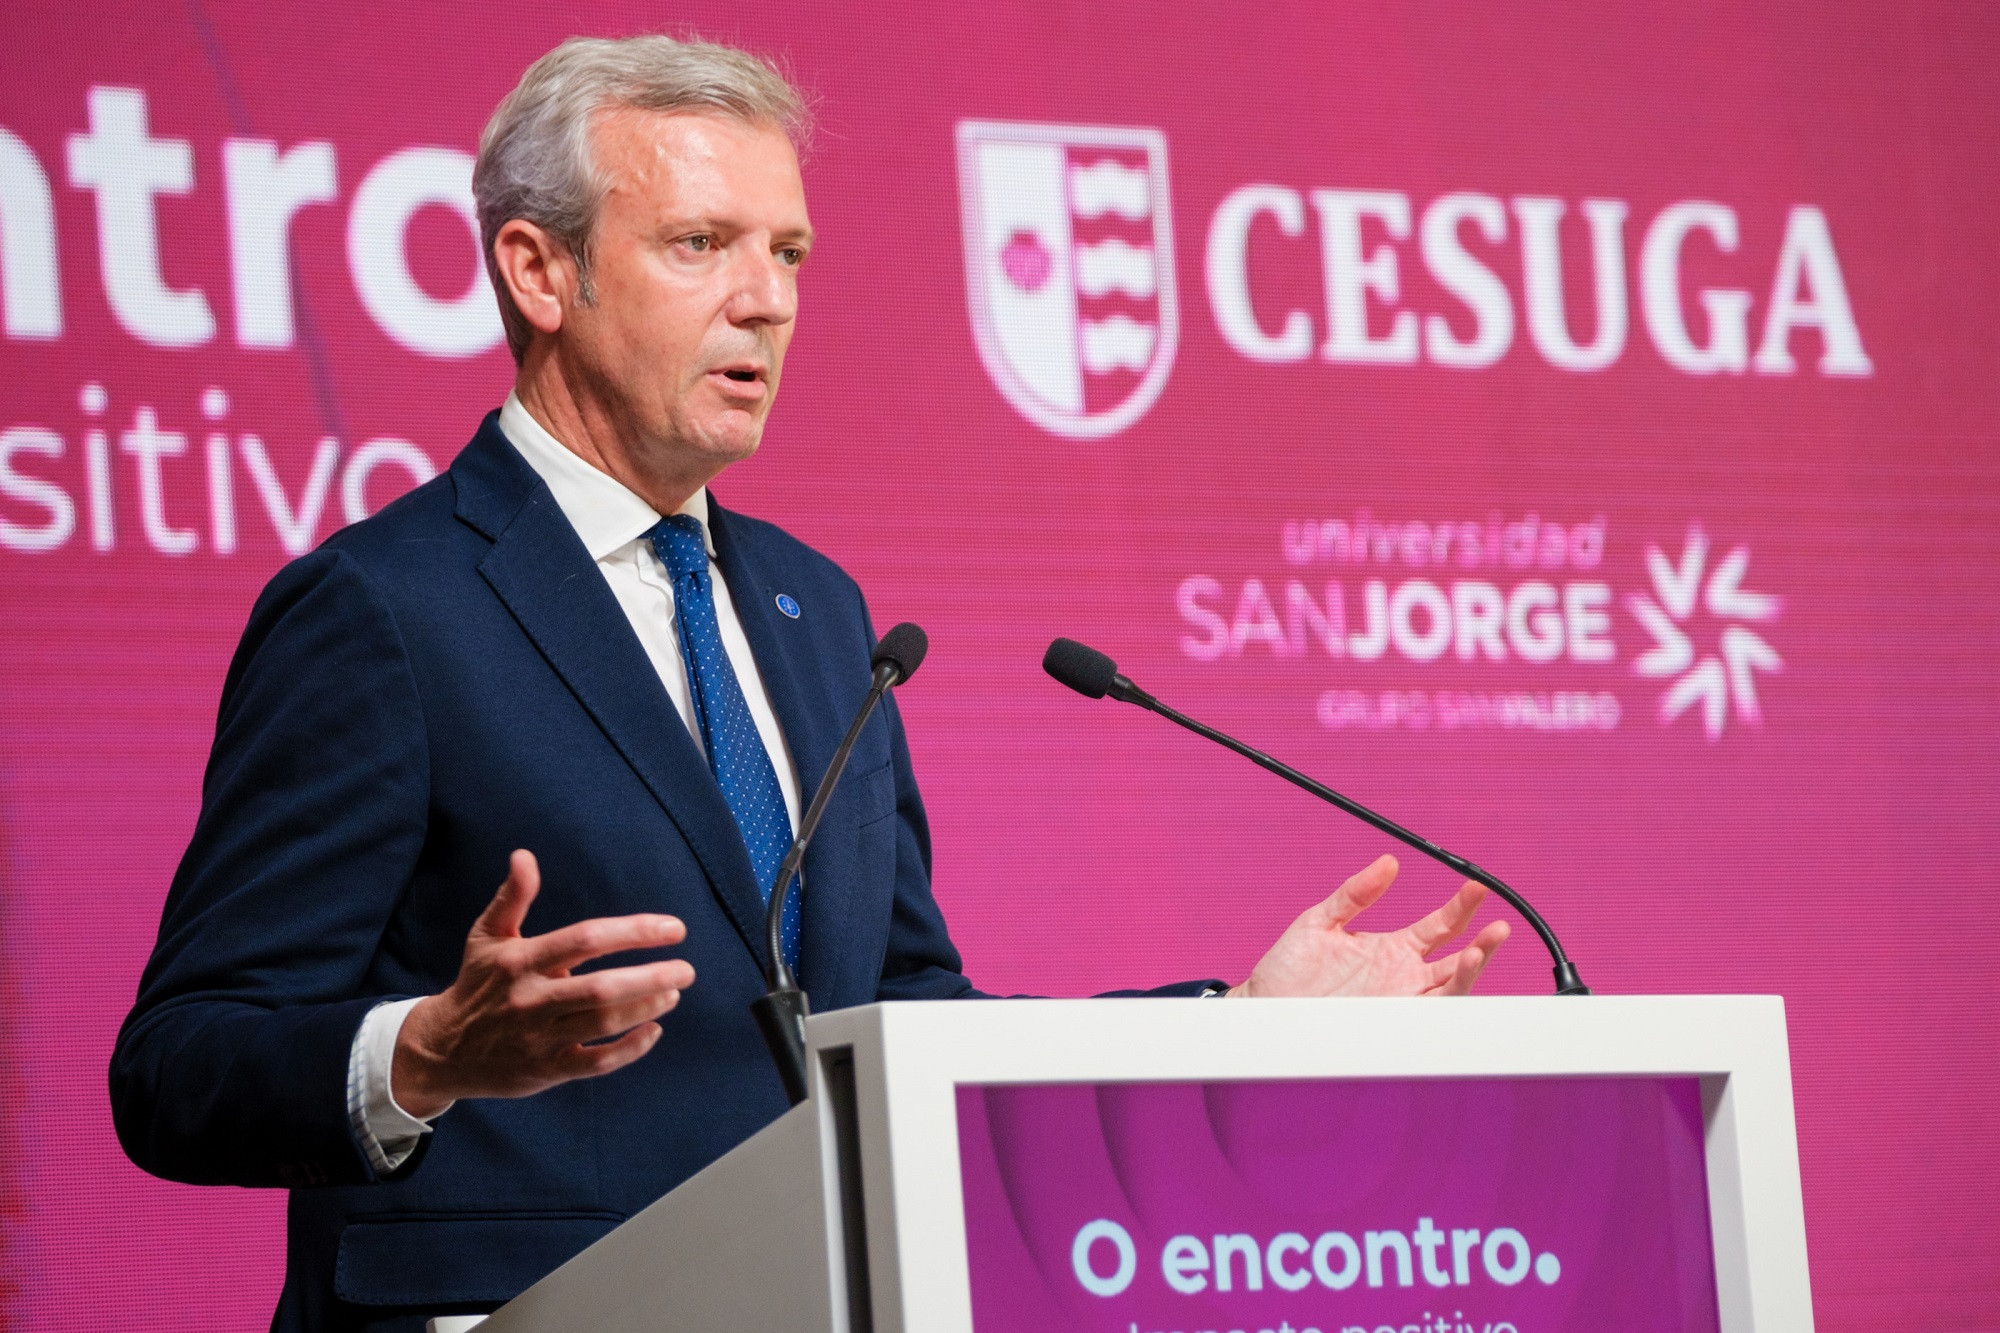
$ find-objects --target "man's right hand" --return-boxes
[392,849,694,1119]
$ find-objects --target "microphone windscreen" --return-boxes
[872,622,929,683]
[1042,637,1118,699]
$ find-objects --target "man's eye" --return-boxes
[682,235,712,252]
[778,248,804,266]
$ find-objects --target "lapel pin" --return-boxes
[775,593,801,619]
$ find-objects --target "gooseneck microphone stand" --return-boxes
[1042,637,1589,996]
[751,624,929,1105]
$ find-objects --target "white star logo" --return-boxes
[1626,525,1783,741]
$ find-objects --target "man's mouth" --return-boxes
[707,364,768,400]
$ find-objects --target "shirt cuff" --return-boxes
[346,996,450,1176]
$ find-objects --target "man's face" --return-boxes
[563,108,811,481]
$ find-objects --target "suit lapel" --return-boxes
[453,422,772,971]
[708,497,863,1012]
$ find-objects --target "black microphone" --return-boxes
[1042,637,1589,996]
[752,622,930,1104]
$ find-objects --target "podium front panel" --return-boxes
[806,996,1810,1333]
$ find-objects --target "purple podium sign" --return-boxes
[955,1077,1719,1333]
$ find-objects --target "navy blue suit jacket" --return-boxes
[110,415,1212,1331]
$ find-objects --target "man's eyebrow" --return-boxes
[651,215,712,238]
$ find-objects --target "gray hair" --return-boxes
[474,35,810,362]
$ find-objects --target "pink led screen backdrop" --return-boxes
[956,1077,1719,1332]
[1,1,1995,1328]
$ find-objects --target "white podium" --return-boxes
[472,996,1812,1333]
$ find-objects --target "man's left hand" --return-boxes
[1227,853,1510,998]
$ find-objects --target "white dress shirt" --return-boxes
[345,393,803,1175]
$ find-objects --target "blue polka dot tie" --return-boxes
[649,514,799,969]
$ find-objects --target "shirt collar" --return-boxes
[497,390,711,561]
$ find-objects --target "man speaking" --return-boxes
[111,34,1508,1332]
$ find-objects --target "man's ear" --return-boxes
[492,219,576,339]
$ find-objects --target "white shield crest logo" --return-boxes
[956,120,1179,440]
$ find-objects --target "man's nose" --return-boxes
[727,245,797,327]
